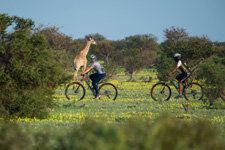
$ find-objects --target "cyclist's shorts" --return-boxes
[176,73,187,83]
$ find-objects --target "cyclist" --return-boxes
[81,54,106,99]
[167,53,191,99]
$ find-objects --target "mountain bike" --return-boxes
[65,75,118,101]
[151,77,203,102]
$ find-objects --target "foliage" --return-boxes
[0,14,68,119]
[85,33,106,42]
[93,40,115,66]
[119,34,158,80]
[6,115,224,150]
[36,25,80,72]
[197,55,225,103]
[100,60,120,83]
[0,120,30,150]
[157,26,217,80]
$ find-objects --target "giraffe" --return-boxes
[73,37,97,81]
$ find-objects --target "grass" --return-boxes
[14,69,225,143]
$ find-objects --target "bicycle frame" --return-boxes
[165,77,186,94]
[165,77,176,89]
[78,76,96,96]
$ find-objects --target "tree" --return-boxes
[36,25,80,72]
[85,33,106,42]
[120,34,158,80]
[197,55,225,103]
[0,14,68,119]
[163,26,188,43]
[157,27,216,80]
[94,40,115,66]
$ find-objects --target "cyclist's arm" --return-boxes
[82,67,92,75]
[168,66,179,76]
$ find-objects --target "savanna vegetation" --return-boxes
[0,14,225,149]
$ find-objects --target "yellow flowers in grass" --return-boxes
[10,69,225,133]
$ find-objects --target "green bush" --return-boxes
[197,55,225,103]
[148,116,223,150]
[0,14,69,119]
[53,116,225,150]
[0,121,30,150]
[0,116,224,150]
[55,119,125,150]
[157,27,216,81]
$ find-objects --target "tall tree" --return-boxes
[0,14,68,119]
[94,40,115,66]
[85,33,106,42]
[121,34,158,80]
[197,55,225,103]
[36,25,80,72]
[157,26,216,80]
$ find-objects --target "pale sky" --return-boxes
[1,0,225,43]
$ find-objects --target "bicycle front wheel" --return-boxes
[65,82,85,101]
[151,83,171,101]
[98,83,118,100]
[184,82,203,102]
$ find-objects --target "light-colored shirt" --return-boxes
[90,61,105,74]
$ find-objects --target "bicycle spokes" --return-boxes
[103,90,111,98]
[65,82,85,101]
[151,83,171,101]
[160,86,166,94]
[184,83,203,102]
[99,83,117,100]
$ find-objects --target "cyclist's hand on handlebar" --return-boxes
[81,73,85,76]
[167,73,170,77]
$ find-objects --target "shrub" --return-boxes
[54,116,225,150]
[197,55,225,103]
[0,121,30,150]
[55,119,125,150]
[0,14,69,119]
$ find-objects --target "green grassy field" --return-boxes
[15,69,225,143]
[8,69,225,149]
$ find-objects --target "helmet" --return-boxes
[173,53,181,58]
[89,54,96,60]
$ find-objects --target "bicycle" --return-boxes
[151,77,204,101]
[65,75,118,101]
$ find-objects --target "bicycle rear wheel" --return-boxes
[65,82,85,100]
[98,83,118,100]
[184,82,203,102]
[151,83,171,101]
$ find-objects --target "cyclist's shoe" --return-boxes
[99,97,104,101]
[94,94,101,99]
[175,94,183,99]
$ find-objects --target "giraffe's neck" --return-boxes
[80,41,91,56]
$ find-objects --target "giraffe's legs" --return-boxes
[74,70,78,82]
[81,66,86,85]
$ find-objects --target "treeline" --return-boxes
[0,14,224,119]
[37,23,225,104]
[35,25,159,80]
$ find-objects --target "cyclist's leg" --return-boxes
[180,73,189,84]
[92,73,106,96]
[175,73,187,98]
[90,73,98,81]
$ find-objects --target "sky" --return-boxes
[1,0,225,43]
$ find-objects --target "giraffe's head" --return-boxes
[89,37,97,45]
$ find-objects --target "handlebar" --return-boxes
[166,76,174,81]
[80,74,89,82]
